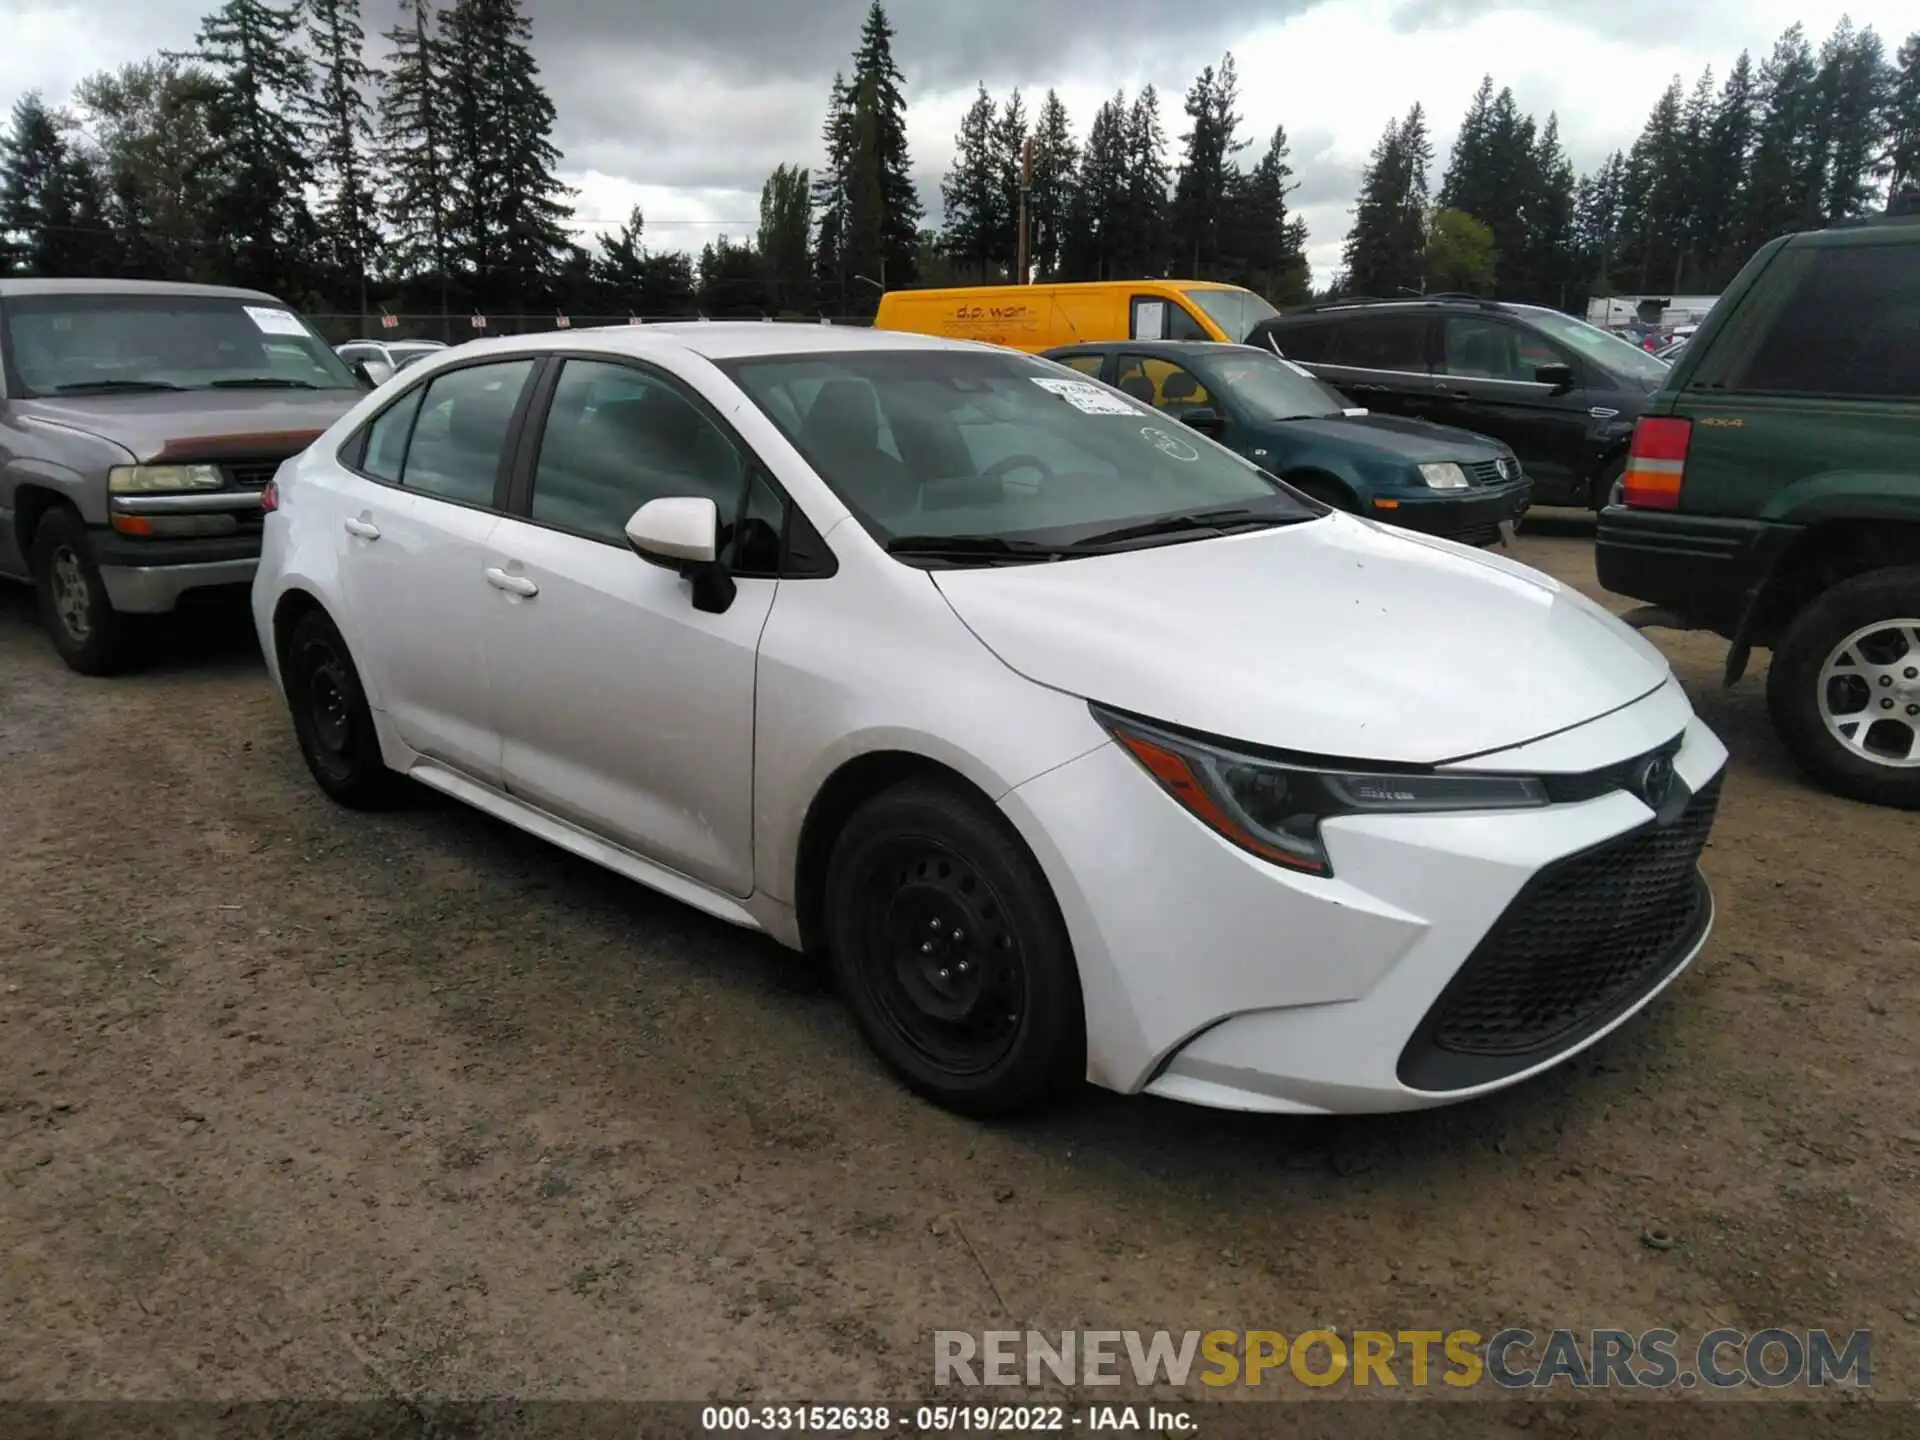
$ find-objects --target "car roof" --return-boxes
[1042,340,1245,356]
[429,321,1002,365]
[0,277,287,303]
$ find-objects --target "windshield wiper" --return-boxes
[205,377,326,389]
[1072,505,1309,548]
[50,379,186,393]
[886,534,1079,564]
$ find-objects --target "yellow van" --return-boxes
[871,280,1279,352]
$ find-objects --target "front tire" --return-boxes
[31,509,133,675]
[1766,567,1920,808]
[823,780,1084,1116]
[284,609,403,808]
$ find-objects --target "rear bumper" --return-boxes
[93,531,260,614]
[1377,479,1531,544]
[1594,507,1799,639]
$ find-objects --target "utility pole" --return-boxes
[1017,136,1034,284]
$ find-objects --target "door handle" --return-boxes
[484,566,539,598]
[343,516,380,539]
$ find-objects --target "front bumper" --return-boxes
[1373,478,1531,545]
[1595,506,1800,640]
[93,530,261,614]
[1000,683,1728,1114]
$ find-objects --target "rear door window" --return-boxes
[1326,313,1429,373]
[399,359,535,508]
[1728,243,1920,399]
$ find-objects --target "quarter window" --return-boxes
[1731,244,1920,399]
[400,359,535,507]
[360,387,424,484]
[528,359,747,545]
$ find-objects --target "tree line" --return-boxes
[2,3,1916,327]
[1343,19,1920,305]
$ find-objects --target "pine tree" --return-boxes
[1438,76,1495,214]
[594,206,647,305]
[0,95,117,275]
[991,88,1029,278]
[698,235,767,317]
[1225,124,1309,305]
[758,164,812,313]
[1341,104,1430,297]
[1171,54,1247,278]
[811,73,854,309]
[379,0,450,309]
[1617,78,1692,291]
[1738,24,1822,255]
[1027,90,1078,281]
[940,85,1000,280]
[1891,33,1920,196]
[1061,92,1127,282]
[439,0,572,312]
[1523,114,1579,306]
[1694,54,1756,285]
[1120,85,1172,276]
[177,0,318,297]
[1574,149,1629,296]
[1814,20,1891,223]
[74,60,224,281]
[302,0,377,313]
[844,1,921,293]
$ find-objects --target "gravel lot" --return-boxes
[2,514,1916,1418]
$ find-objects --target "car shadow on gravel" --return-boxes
[0,581,263,677]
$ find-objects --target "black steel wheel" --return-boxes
[824,780,1083,1115]
[284,609,402,808]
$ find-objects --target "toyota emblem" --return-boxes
[1636,753,1676,808]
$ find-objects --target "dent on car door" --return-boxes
[337,357,535,784]
[481,356,777,897]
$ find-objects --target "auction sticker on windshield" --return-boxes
[244,305,311,337]
[1030,377,1140,416]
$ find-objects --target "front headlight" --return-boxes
[1418,462,1469,490]
[108,464,225,494]
[1093,706,1547,876]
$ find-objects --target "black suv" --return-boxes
[1248,296,1674,510]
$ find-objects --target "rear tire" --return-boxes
[1766,567,1920,809]
[823,780,1084,1116]
[284,609,404,809]
[31,509,134,676]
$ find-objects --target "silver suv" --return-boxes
[0,279,366,673]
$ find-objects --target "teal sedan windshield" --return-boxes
[1201,348,1350,420]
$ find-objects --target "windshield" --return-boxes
[1181,287,1281,342]
[2,292,359,395]
[1520,308,1672,387]
[719,349,1310,551]
[1199,347,1349,420]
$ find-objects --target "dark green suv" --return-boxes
[1595,201,1920,807]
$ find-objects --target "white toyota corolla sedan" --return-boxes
[252,323,1727,1117]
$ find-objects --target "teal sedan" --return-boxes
[1043,340,1531,546]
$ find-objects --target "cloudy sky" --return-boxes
[4,0,1913,284]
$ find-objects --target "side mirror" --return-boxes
[349,360,378,390]
[624,496,736,613]
[1533,363,1576,395]
[1178,405,1225,436]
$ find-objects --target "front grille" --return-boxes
[1464,460,1506,486]
[223,460,284,489]
[1398,779,1720,1090]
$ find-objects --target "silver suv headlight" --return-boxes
[108,464,225,494]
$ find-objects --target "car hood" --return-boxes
[931,514,1671,765]
[13,389,359,462]
[1272,412,1508,465]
